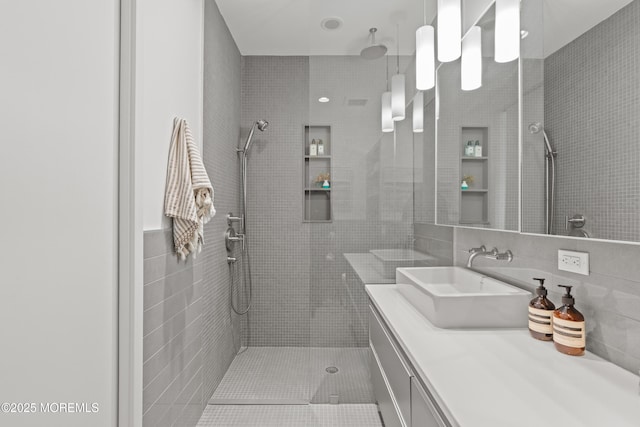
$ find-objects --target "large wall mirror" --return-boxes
[434,3,520,231]
[522,0,639,243]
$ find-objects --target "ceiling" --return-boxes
[215,0,436,56]
[216,0,634,58]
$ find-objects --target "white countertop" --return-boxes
[344,253,395,284]
[366,284,640,427]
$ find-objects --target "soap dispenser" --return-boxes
[474,140,482,157]
[553,285,585,356]
[528,278,555,341]
[310,139,318,156]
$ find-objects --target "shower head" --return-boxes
[528,122,555,156]
[360,28,387,60]
[256,119,268,131]
[528,122,543,134]
[242,119,269,154]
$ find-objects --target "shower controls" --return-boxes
[565,214,586,229]
[227,256,237,264]
[226,212,244,229]
[225,227,245,252]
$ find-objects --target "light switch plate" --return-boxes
[558,249,589,275]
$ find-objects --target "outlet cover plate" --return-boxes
[558,249,589,275]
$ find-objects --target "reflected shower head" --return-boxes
[360,28,387,60]
[528,122,542,134]
[242,119,269,154]
[256,119,268,131]
[528,122,555,155]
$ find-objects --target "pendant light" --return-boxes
[495,0,520,63]
[381,55,394,133]
[461,26,482,91]
[413,91,424,133]
[416,0,435,90]
[391,24,405,121]
[437,0,461,63]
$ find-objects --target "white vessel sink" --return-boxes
[369,249,439,279]
[396,267,531,329]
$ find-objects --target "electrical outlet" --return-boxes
[558,249,589,275]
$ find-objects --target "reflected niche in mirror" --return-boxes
[436,3,519,231]
[521,0,640,243]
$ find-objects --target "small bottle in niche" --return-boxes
[461,180,469,190]
[317,139,325,155]
[465,141,474,156]
[528,278,555,341]
[474,140,482,157]
[310,139,318,156]
[553,285,585,356]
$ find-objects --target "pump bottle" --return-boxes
[553,285,585,356]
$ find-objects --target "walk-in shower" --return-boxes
[528,122,556,234]
[226,120,269,315]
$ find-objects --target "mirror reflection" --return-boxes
[522,0,639,242]
[435,4,520,230]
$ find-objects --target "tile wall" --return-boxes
[241,55,414,348]
[143,229,205,427]
[543,0,640,241]
[201,0,243,403]
[453,227,640,374]
[142,2,243,425]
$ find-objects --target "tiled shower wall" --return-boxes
[201,0,243,404]
[142,2,242,425]
[241,56,414,348]
[544,0,640,241]
[453,227,640,374]
[143,230,204,427]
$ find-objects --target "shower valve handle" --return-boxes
[226,212,244,229]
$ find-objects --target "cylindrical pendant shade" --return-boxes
[391,74,406,121]
[413,91,424,133]
[461,26,482,91]
[437,0,461,62]
[495,0,520,63]
[381,91,394,133]
[416,26,435,90]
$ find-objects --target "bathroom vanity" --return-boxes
[366,283,640,427]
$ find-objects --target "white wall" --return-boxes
[0,1,119,426]
[138,0,205,231]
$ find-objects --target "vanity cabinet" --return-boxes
[411,378,447,427]
[369,305,451,427]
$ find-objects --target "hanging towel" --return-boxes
[164,117,216,260]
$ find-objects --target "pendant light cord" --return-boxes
[424,0,427,26]
[386,54,390,90]
[396,24,400,74]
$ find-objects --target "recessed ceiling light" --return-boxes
[520,30,529,39]
[318,97,330,103]
[320,17,343,31]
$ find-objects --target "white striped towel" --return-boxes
[164,118,215,260]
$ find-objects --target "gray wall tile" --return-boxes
[452,226,640,374]
[201,0,244,406]
[142,2,242,425]
[540,1,640,241]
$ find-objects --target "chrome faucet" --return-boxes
[466,246,513,268]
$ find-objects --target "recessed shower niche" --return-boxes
[460,126,489,225]
[303,125,332,222]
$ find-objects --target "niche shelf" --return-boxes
[460,127,489,225]
[303,125,332,222]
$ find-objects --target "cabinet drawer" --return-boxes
[370,347,403,427]
[411,377,448,427]
[369,305,412,427]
